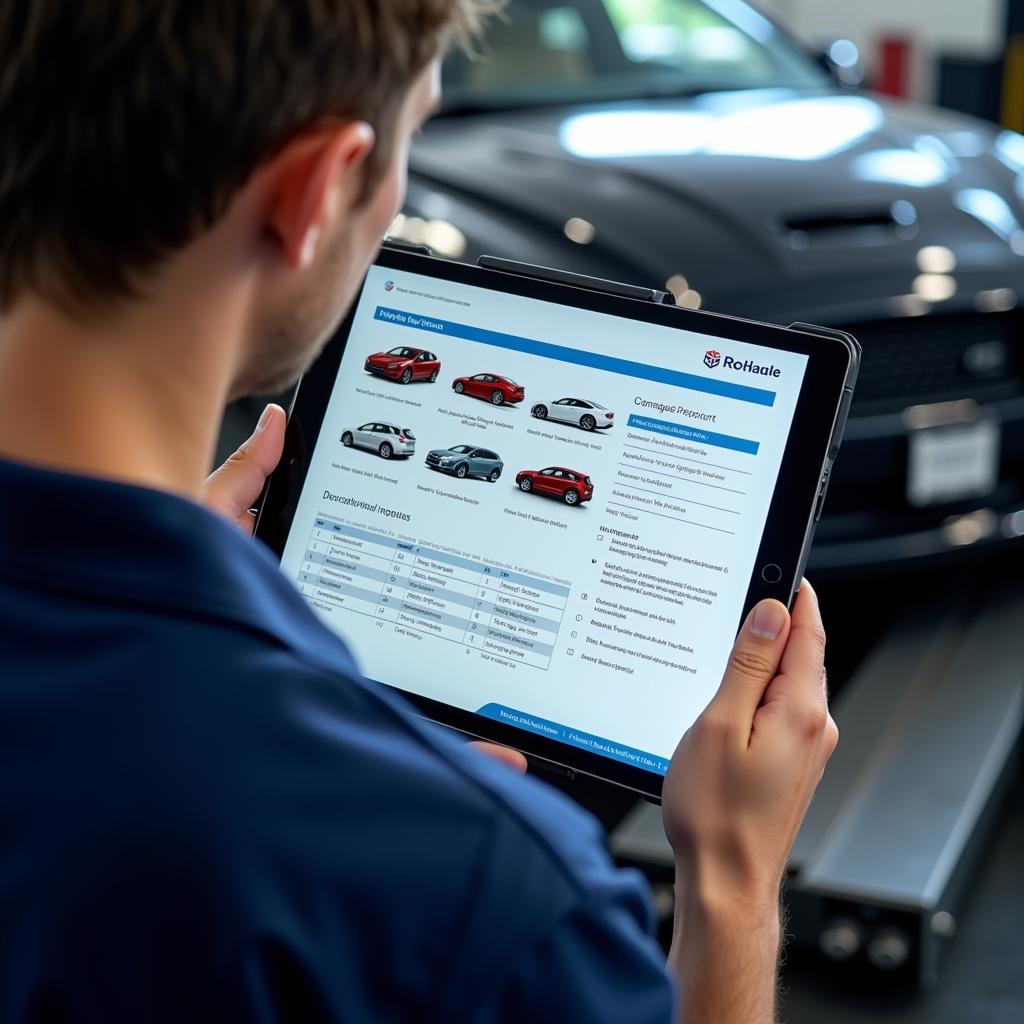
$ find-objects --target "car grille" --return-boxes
[426,453,442,467]
[842,312,1024,412]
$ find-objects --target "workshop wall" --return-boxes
[762,0,1004,102]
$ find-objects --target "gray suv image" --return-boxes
[425,445,504,481]
[341,422,416,460]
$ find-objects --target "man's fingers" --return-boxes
[777,581,827,695]
[756,581,830,735]
[711,599,792,722]
[468,742,528,773]
[203,404,286,532]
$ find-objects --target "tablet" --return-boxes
[256,245,859,800]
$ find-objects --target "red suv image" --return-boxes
[451,373,525,406]
[364,347,440,384]
[515,467,594,506]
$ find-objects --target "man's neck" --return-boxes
[0,289,242,498]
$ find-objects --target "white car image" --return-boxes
[530,398,615,431]
[341,422,416,460]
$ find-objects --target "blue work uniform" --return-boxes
[0,457,675,1023]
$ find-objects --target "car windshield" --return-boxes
[450,445,473,453]
[387,347,416,357]
[442,0,828,110]
[402,429,416,438]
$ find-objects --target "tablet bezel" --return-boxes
[256,246,854,801]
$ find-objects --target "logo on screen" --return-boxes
[384,280,396,292]
[704,349,721,369]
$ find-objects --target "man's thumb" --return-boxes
[232,404,287,479]
[203,404,286,525]
[713,600,791,718]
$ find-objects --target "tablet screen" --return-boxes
[280,263,810,776]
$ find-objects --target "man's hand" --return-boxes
[203,404,287,535]
[203,411,530,774]
[663,582,837,1024]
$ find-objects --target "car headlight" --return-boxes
[387,363,400,369]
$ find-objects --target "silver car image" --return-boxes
[341,422,416,460]
[425,445,504,481]
[530,398,615,431]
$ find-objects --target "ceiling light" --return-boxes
[423,219,467,258]
[975,287,1017,313]
[564,217,596,245]
[387,215,466,258]
[913,273,957,302]
[916,245,957,273]
[891,294,931,317]
[665,274,689,302]
[1003,510,1024,538]
[891,200,919,227]
[943,509,997,547]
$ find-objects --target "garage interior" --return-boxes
[4,0,1021,1021]
[212,4,1024,1020]
[345,1,1024,1018]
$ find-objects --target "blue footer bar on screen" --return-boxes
[476,703,669,775]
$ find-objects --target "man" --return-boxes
[0,3,837,1021]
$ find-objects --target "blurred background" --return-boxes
[224,3,1024,1019]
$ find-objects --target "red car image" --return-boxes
[451,373,525,406]
[364,346,440,384]
[515,467,594,506]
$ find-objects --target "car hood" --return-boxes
[366,352,406,364]
[412,89,1024,321]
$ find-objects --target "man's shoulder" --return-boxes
[153,640,646,983]
[221,640,617,887]
[121,625,617,896]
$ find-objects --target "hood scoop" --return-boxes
[781,205,914,248]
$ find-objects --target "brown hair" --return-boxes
[0,1,497,312]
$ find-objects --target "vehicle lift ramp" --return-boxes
[610,587,1024,989]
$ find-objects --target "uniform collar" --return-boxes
[0,456,348,664]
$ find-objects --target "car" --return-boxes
[426,445,504,481]
[364,347,440,384]
[389,0,1024,571]
[531,398,614,431]
[341,422,416,460]
[515,466,594,506]
[451,373,525,405]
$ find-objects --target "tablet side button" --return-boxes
[815,469,832,522]
[829,389,855,462]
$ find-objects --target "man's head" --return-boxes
[0,1,497,396]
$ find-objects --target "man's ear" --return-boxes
[265,121,377,270]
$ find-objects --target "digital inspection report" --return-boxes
[279,264,809,775]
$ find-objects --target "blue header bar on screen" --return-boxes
[627,414,760,455]
[373,306,777,407]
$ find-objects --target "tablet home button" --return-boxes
[761,563,783,584]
